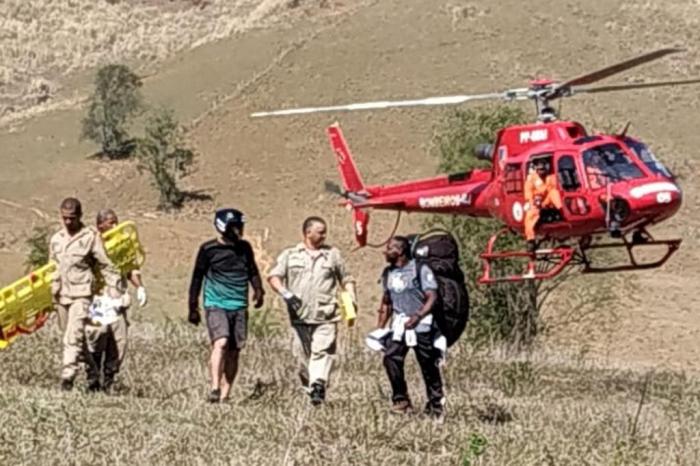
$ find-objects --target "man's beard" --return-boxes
[66,222,82,234]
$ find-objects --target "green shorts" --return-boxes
[205,308,247,349]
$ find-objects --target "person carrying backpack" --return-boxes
[377,236,445,420]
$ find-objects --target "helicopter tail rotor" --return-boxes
[324,180,368,204]
[324,180,344,197]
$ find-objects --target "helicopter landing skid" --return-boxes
[579,230,681,274]
[478,228,575,284]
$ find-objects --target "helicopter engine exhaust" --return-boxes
[474,143,493,161]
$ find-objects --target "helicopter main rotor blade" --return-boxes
[549,48,684,99]
[250,92,511,118]
[572,77,700,95]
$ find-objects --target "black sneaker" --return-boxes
[208,388,221,403]
[60,379,74,392]
[309,382,325,406]
[424,402,445,424]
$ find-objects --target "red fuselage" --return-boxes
[355,120,682,242]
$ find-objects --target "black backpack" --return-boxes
[410,230,470,347]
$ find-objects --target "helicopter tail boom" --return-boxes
[326,123,496,247]
[328,123,365,193]
[326,123,371,246]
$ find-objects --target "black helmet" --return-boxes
[214,208,245,235]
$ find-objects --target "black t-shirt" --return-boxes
[188,239,261,312]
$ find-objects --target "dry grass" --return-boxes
[1,313,699,465]
[0,0,344,119]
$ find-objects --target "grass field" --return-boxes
[0,0,340,119]
[1,311,698,465]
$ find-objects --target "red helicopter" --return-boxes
[251,48,700,283]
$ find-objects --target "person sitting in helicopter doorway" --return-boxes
[188,209,265,403]
[523,158,562,278]
[84,209,148,392]
[584,151,610,191]
[377,236,445,421]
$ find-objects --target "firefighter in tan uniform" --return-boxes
[50,198,121,392]
[268,216,356,405]
[85,209,148,392]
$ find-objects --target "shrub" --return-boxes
[24,225,52,272]
[81,64,143,159]
[427,106,540,347]
[136,107,195,210]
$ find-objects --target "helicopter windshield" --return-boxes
[582,143,644,189]
[623,138,674,178]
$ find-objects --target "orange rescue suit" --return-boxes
[524,171,562,241]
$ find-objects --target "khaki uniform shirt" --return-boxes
[50,225,121,304]
[269,243,354,324]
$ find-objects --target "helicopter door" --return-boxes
[525,154,564,224]
[556,154,589,216]
[502,162,526,224]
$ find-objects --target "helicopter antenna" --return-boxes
[619,121,631,137]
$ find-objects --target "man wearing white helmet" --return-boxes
[188,208,265,403]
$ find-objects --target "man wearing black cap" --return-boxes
[188,208,265,403]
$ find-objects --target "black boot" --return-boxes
[87,379,102,393]
[103,373,115,393]
[60,379,74,392]
[609,220,622,238]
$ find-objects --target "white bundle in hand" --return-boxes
[88,295,125,326]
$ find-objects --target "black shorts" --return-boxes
[205,308,247,349]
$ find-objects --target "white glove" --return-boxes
[136,286,148,307]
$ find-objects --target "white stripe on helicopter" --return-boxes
[629,182,680,199]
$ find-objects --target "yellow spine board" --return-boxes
[94,220,147,291]
[0,262,56,348]
[102,221,146,274]
[0,221,146,349]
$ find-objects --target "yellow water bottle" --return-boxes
[339,291,356,327]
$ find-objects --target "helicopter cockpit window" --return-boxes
[582,143,643,189]
[623,138,674,179]
[557,155,581,192]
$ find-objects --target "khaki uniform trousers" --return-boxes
[56,299,95,382]
[85,314,128,382]
[292,322,337,388]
